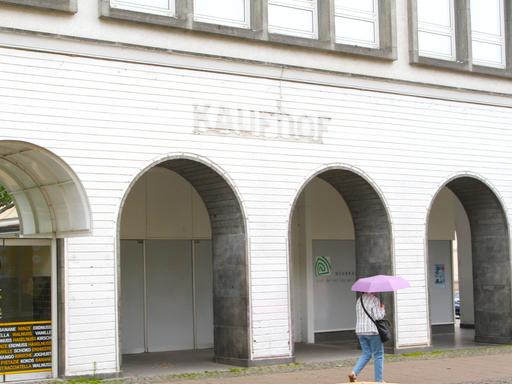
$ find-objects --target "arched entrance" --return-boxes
[290,167,394,354]
[0,140,91,236]
[118,157,249,370]
[427,176,511,345]
[0,140,91,380]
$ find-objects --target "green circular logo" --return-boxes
[315,256,332,277]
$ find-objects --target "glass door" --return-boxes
[0,239,55,382]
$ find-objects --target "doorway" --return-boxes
[119,159,249,367]
[427,177,512,345]
[290,169,393,350]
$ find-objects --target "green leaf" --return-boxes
[0,185,13,211]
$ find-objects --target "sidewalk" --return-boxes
[152,350,512,384]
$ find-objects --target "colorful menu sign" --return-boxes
[0,321,52,375]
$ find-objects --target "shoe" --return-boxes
[348,373,357,382]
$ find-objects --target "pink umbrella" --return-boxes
[351,274,410,292]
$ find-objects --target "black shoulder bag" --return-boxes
[360,296,392,343]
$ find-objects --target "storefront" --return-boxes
[0,141,91,379]
[0,239,55,382]
[0,0,512,370]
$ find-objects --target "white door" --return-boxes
[428,240,454,326]
[120,239,213,354]
[120,240,145,354]
[146,240,194,352]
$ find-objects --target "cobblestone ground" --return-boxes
[118,347,512,384]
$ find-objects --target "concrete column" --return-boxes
[447,177,512,344]
[161,159,249,365]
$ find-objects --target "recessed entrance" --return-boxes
[290,169,393,350]
[427,177,512,345]
[119,158,248,369]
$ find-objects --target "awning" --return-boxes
[0,141,91,237]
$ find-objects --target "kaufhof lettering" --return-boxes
[0,321,52,374]
[193,104,331,144]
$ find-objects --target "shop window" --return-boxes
[193,0,250,28]
[268,0,318,39]
[417,0,456,61]
[0,241,53,380]
[110,0,175,16]
[470,0,506,68]
[334,0,379,49]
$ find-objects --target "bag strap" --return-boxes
[360,296,378,327]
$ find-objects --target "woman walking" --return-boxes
[348,292,385,383]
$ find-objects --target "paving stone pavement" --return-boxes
[162,353,512,384]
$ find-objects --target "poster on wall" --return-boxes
[312,240,357,332]
[0,244,53,376]
[0,321,52,375]
[434,263,446,288]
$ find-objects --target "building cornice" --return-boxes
[1,27,512,108]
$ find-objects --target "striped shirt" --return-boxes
[355,293,386,335]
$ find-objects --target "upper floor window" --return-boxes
[110,0,175,16]
[411,0,510,74]
[416,0,455,61]
[193,0,250,28]
[334,0,379,49]
[102,0,396,60]
[268,0,318,39]
[470,0,506,68]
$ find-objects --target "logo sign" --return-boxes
[193,104,331,144]
[314,256,332,277]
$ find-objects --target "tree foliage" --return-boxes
[0,185,13,213]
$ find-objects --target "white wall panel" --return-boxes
[0,46,512,372]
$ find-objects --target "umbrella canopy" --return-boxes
[351,274,410,293]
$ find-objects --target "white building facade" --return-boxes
[0,0,511,380]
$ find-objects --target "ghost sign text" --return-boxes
[193,104,331,144]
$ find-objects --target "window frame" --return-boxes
[110,0,175,17]
[416,0,456,61]
[267,0,319,39]
[193,0,251,29]
[409,0,512,77]
[332,0,396,59]
[100,0,397,61]
[470,0,506,69]
[0,0,77,13]
[100,0,187,28]
[334,0,380,49]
